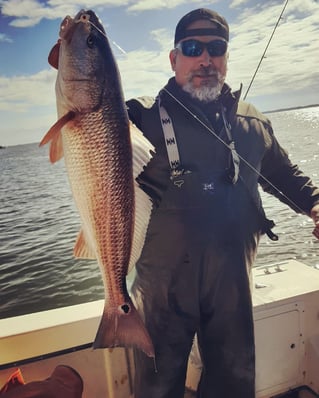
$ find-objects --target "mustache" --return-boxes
[189,67,220,78]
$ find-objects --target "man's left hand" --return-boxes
[310,204,319,239]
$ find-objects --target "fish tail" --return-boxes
[93,299,154,358]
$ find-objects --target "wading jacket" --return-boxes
[127,78,319,229]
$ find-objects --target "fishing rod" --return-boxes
[243,0,289,100]
[86,19,127,55]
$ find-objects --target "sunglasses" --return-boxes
[175,39,228,58]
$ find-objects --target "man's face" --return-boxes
[170,19,228,102]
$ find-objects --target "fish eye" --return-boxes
[87,35,95,48]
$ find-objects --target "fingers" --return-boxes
[310,204,319,239]
[312,224,319,240]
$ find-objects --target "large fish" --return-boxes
[40,10,154,357]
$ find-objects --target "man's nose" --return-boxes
[199,49,212,67]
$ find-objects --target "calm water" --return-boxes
[1,106,319,319]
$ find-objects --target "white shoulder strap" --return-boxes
[158,99,181,170]
[158,96,239,184]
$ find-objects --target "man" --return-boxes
[127,8,319,398]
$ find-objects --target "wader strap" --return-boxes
[159,87,240,183]
[158,99,181,170]
[158,96,277,240]
[158,98,240,185]
[221,106,240,184]
[221,106,277,240]
[158,97,277,240]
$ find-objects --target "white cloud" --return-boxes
[230,0,249,7]
[287,0,319,13]
[127,0,205,12]
[0,69,56,111]
[0,0,203,27]
[3,0,80,27]
[118,28,173,98]
[226,0,319,100]
[0,20,173,146]
[0,68,58,145]
[119,51,170,98]
[0,33,13,42]
[2,0,319,108]
[1,0,319,146]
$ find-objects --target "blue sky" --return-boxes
[1,0,319,146]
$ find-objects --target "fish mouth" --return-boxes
[59,16,76,42]
[59,10,104,43]
[59,11,91,42]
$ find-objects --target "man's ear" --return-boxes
[169,49,177,71]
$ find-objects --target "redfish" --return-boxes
[40,10,154,357]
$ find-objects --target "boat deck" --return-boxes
[2,260,319,398]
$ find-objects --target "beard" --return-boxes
[182,67,225,103]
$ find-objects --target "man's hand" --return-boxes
[310,204,319,239]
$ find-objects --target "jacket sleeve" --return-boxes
[126,97,155,128]
[259,126,319,216]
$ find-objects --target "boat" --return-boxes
[1,259,319,397]
[2,0,318,395]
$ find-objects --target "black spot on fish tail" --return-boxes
[121,304,130,314]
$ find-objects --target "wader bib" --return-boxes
[132,103,258,398]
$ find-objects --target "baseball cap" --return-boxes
[174,8,229,45]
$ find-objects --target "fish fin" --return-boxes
[39,111,75,163]
[128,180,153,273]
[130,122,154,179]
[48,40,61,70]
[93,297,154,358]
[128,122,154,272]
[73,229,96,259]
[49,130,64,163]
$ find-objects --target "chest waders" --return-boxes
[132,101,258,398]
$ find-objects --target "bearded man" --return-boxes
[127,8,319,398]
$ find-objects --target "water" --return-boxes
[256,106,319,267]
[1,106,319,319]
[1,144,103,318]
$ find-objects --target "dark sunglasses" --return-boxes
[175,39,228,57]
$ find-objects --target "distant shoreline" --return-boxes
[1,104,318,148]
[264,103,319,114]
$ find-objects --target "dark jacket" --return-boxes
[127,78,319,218]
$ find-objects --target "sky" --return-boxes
[0,0,319,146]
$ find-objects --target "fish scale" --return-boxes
[63,115,133,302]
[40,9,154,357]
